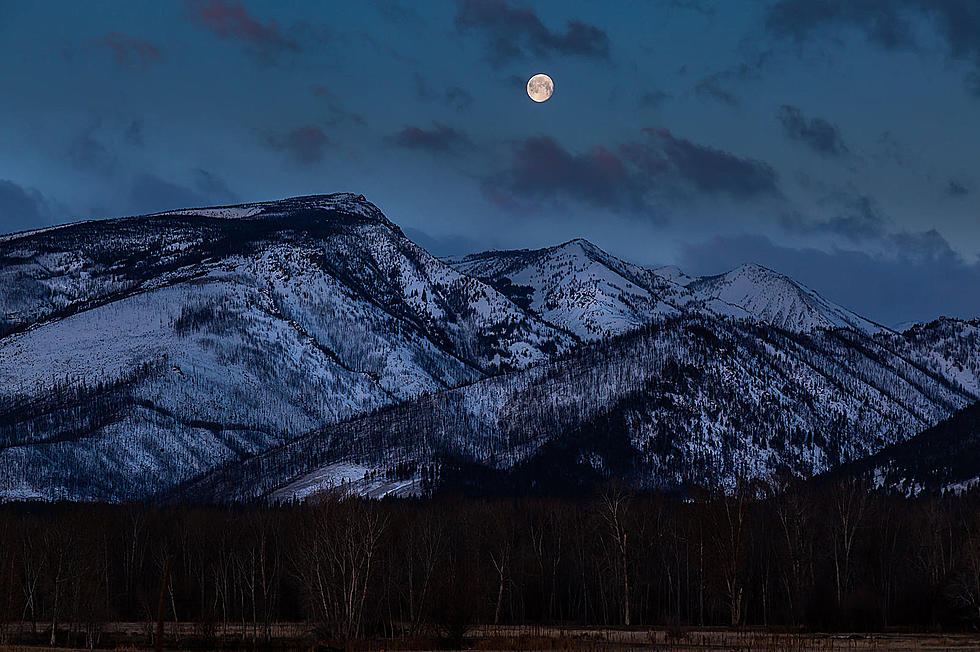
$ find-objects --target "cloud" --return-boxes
[0,180,51,235]
[265,125,329,164]
[782,193,886,241]
[692,53,771,108]
[192,168,236,203]
[765,1,980,94]
[455,0,609,64]
[489,130,779,216]
[185,0,307,62]
[678,231,980,326]
[98,32,162,70]
[391,123,472,153]
[444,85,474,112]
[68,131,117,176]
[777,105,848,156]
[128,169,236,214]
[638,90,670,109]
[413,73,474,111]
[403,227,489,257]
[627,128,779,199]
[491,136,648,213]
[695,76,739,106]
[310,85,367,126]
[764,0,916,50]
[130,174,208,213]
[947,179,969,197]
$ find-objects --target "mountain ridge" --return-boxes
[0,193,975,502]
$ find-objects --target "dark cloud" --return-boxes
[0,180,51,234]
[310,85,367,126]
[369,0,422,25]
[98,32,162,70]
[692,53,771,108]
[765,0,916,50]
[489,129,779,215]
[777,105,848,156]
[765,1,980,93]
[695,75,739,106]
[391,123,472,153]
[455,0,609,64]
[185,0,309,62]
[129,169,234,215]
[491,136,648,213]
[265,125,329,164]
[444,85,474,112]
[782,194,886,241]
[666,0,717,15]
[403,227,489,257]
[129,173,211,214]
[679,231,980,326]
[192,168,236,203]
[626,128,780,199]
[947,179,969,197]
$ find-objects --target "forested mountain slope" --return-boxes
[0,194,571,500]
[180,314,978,502]
[0,194,976,502]
[830,400,980,494]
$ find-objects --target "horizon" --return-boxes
[2,2,979,325]
[0,188,954,330]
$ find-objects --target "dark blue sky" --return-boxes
[1,0,978,325]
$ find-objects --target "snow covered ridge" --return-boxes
[448,243,891,340]
[0,192,574,501]
[0,192,976,502]
[151,193,399,229]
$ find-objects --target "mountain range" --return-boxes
[0,194,976,501]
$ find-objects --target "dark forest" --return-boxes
[1,479,979,649]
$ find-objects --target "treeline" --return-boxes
[0,480,979,648]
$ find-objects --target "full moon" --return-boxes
[527,73,554,102]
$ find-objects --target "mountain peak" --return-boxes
[554,237,601,253]
[689,261,891,335]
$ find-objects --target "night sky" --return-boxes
[1,0,978,326]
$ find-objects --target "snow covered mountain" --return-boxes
[448,243,889,341]
[447,239,680,340]
[830,399,980,494]
[181,313,978,502]
[0,194,571,500]
[683,263,890,335]
[0,194,974,502]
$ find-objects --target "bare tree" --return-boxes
[293,498,387,646]
[707,481,753,627]
[830,478,868,609]
[601,487,632,626]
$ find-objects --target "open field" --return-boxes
[3,623,980,651]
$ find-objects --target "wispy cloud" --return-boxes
[777,105,848,157]
[455,0,609,64]
[265,125,329,164]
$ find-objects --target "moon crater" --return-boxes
[527,74,554,102]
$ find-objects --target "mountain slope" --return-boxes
[0,194,572,500]
[179,313,977,502]
[831,400,980,494]
[683,263,891,336]
[448,244,890,340]
[0,195,974,502]
[448,239,680,340]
